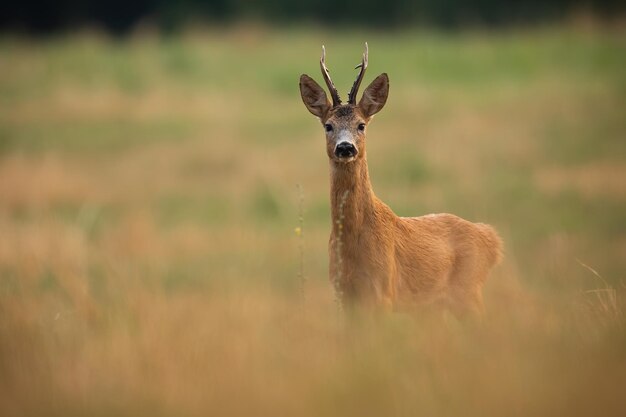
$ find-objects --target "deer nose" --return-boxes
[335,142,357,158]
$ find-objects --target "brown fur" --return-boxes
[300,63,502,317]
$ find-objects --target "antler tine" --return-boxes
[320,45,341,107]
[348,42,369,105]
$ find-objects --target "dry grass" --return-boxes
[0,25,625,416]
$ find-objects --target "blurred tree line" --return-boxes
[1,0,623,33]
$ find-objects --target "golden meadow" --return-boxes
[0,24,625,416]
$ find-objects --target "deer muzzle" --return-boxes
[335,142,357,159]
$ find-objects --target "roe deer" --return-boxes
[299,44,503,316]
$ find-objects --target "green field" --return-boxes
[1,25,625,416]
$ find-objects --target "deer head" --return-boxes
[299,43,389,163]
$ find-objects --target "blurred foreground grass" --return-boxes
[0,25,625,416]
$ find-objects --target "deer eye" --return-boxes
[357,123,366,131]
[324,124,333,132]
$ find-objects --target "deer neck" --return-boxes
[329,154,376,234]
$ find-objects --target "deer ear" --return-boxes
[358,73,389,118]
[300,74,331,119]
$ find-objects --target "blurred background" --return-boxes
[2,0,625,32]
[1,1,625,416]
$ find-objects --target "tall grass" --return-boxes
[0,24,625,416]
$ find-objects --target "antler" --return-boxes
[348,42,368,105]
[320,45,341,107]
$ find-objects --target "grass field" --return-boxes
[1,24,625,416]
